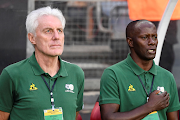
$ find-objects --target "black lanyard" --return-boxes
[41,75,57,110]
[137,75,154,102]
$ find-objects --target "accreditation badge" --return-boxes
[142,111,160,120]
[44,107,63,120]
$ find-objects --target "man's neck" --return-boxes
[35,53,60,77]
[135,60,153,71]
[130,54,153,71]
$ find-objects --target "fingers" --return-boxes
[161,91,167,96]
[156,90,161,94]
[149,90,170,110]
[162,92,169,100]
[151,90,160,95]
[160,91,169,107]
[165,93,170,107]
[160,91,169,101]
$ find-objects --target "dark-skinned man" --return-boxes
[99,20,180,120]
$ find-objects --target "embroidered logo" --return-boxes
[65,84,74,93]
[128,84,136,91]
[29,83,38,90]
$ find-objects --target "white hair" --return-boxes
[26,6,66,35]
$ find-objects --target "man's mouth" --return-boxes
[148,49,156,53]
[51,44,61,46]
[50,45,61,48]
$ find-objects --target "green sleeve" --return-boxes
[0,69,14,113]
[99,68,120,105]
[76,69,84,112]
[167,75,180,112]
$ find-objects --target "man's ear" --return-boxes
[127,37,133,47]
[28,33,36,45]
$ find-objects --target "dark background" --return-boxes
[0,0,27,72]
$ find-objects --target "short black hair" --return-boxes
[126,19,150,39]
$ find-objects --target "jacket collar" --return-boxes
[29,52,68,78]
[126,53,157,76]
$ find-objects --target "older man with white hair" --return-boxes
[0,6,84,120]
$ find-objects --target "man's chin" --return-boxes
[143,54,156,61]
[48,52,63,57]
[148,56,156,60]
[52,50,63,56]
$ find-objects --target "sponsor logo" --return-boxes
[29,83,38,90]
[128,84,136,91]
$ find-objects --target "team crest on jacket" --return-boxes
[65,84,74,93]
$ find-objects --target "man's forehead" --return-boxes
[37,15,63,28]
[135,21,154,29]
[38,15,60,22]
[134,21,157,34]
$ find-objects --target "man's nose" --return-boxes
[149,37,157,45]
[52,30,60,40]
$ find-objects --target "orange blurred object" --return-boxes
[127,0,180,21]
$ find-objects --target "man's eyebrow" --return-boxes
[58,27,64,30]
[138,33,149,36]
[58,28,63,30]
[42,27,63,31]
[43,27,52,30]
